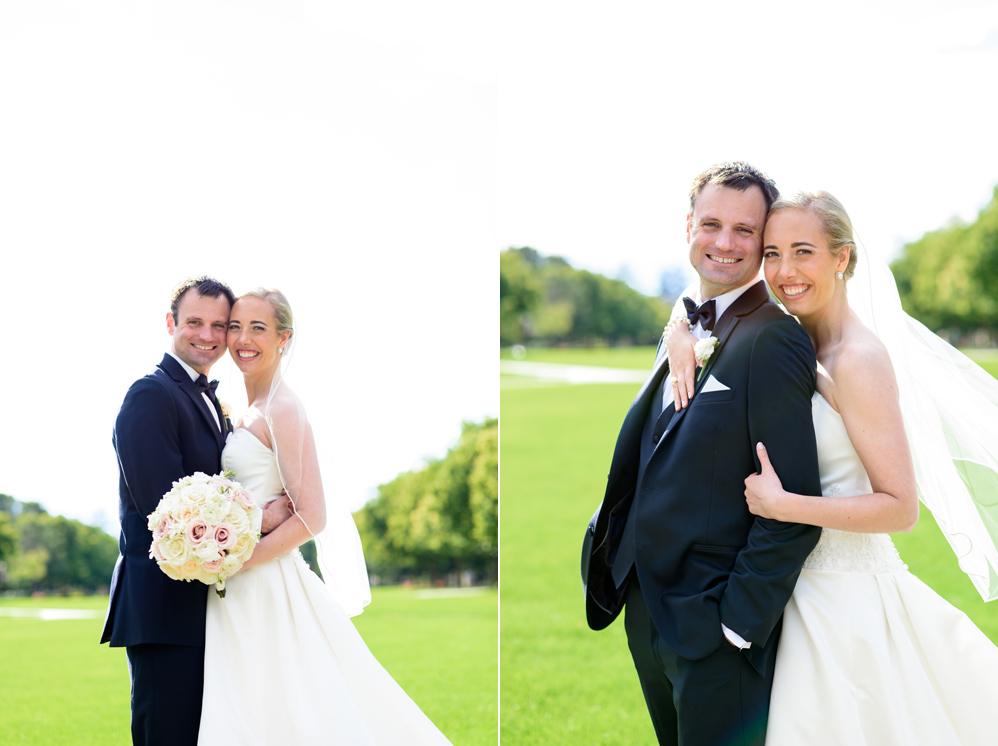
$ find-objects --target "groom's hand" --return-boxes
[261,494,294,534]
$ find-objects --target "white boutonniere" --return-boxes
[219,400,232,419]
[694,336,719,381]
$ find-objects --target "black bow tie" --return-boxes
[683,296,716,333]
[195,374,220,398]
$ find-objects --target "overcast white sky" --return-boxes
[500,0,998,294]
[4,1,998,534]
[0,1,497,531]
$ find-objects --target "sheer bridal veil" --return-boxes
[258,296,372,617]
[849,238,998,601]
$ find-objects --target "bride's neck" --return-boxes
[799,290,852,354]
[242,367,278,408]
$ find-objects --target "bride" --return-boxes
[197,288,452,745]
[668,191,998,744]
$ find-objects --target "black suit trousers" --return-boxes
[624,576,778,746]
[126,643,205,746]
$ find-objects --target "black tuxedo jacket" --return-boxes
[582,281,822,670]
[101,354,229,648]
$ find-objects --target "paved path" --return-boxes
[500,360,647,385]
[0,607,103,621]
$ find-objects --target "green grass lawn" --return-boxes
[0,587,496,746]
[499,346,998,745]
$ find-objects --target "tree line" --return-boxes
[502,186,998,347]
[1,418,498,593]
[891,186,998,336]
[501,247,671,346]
[0,495,119,594]
[354,417,498,586]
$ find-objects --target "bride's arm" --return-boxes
[240,399,327,570]
[665,318,698,410]
[744,343,918,533]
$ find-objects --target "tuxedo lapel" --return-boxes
[693,280,770,390]
[648,281,771,456]
[159,355,225,447]
[208,394,228,449]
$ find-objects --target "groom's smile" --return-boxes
[167,291,231,375]
[687,183,767,299]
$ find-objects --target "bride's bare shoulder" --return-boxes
[266,387,312,434]
[830,322,898,401]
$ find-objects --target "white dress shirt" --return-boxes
[167,351,222,431]
[666,281,762,651]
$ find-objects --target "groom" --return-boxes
[582,162,823,745]
[101,277,290,746]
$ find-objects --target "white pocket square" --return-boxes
[701,375,731,393]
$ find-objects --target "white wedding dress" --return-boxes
[766,393,998,745]
[198,428,452,745]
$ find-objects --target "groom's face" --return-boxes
[686,183,767,300]
[166,291,231,375]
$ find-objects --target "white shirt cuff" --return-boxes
[721,623,752,649]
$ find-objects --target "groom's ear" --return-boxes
[166,311,177,336]
[686,213,693,243]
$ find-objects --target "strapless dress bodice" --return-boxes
[802,393,906,573]
[221,428,284,507]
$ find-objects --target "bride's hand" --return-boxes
[666,319,697,411]
[744,443,787,520]
[260,494,294,534]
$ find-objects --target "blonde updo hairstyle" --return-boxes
[240,288,295,347]
[768,190,859,280]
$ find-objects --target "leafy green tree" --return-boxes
[0,495,118,592]
[500,248,543,344]
[892,186,998,332]
[500,247,670,345]
[354,418,498,585]
[0,512,16,564]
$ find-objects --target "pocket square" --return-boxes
[701,375,730,393]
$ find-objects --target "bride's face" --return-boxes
[227,297,289,376]
[762,208,849,317]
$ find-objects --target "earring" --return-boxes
[836,271,844,280]
[278,348,284,354]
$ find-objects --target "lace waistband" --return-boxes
[801,529,907,573]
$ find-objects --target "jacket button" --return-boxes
[652,434,660,444]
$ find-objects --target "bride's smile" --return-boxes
[226,295,289,375]
[762,207,849,320]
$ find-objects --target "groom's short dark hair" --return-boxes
[689,162,779,214]
[170,276,236,322]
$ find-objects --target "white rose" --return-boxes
[201,495,231,524]
[247,505,263,534]
[160,563,183,581]
[181,483,210,505]
[227,506,251,533]
[693,336,719,366]
[194,540,221,561]
[159,536,192,564]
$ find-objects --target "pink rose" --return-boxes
[185,518,210,547]
[202,558,224,573]
[154,517,173,539]
[235,489,255,509]
[214,523,237,551]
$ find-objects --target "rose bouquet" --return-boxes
[147,470,262,597]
